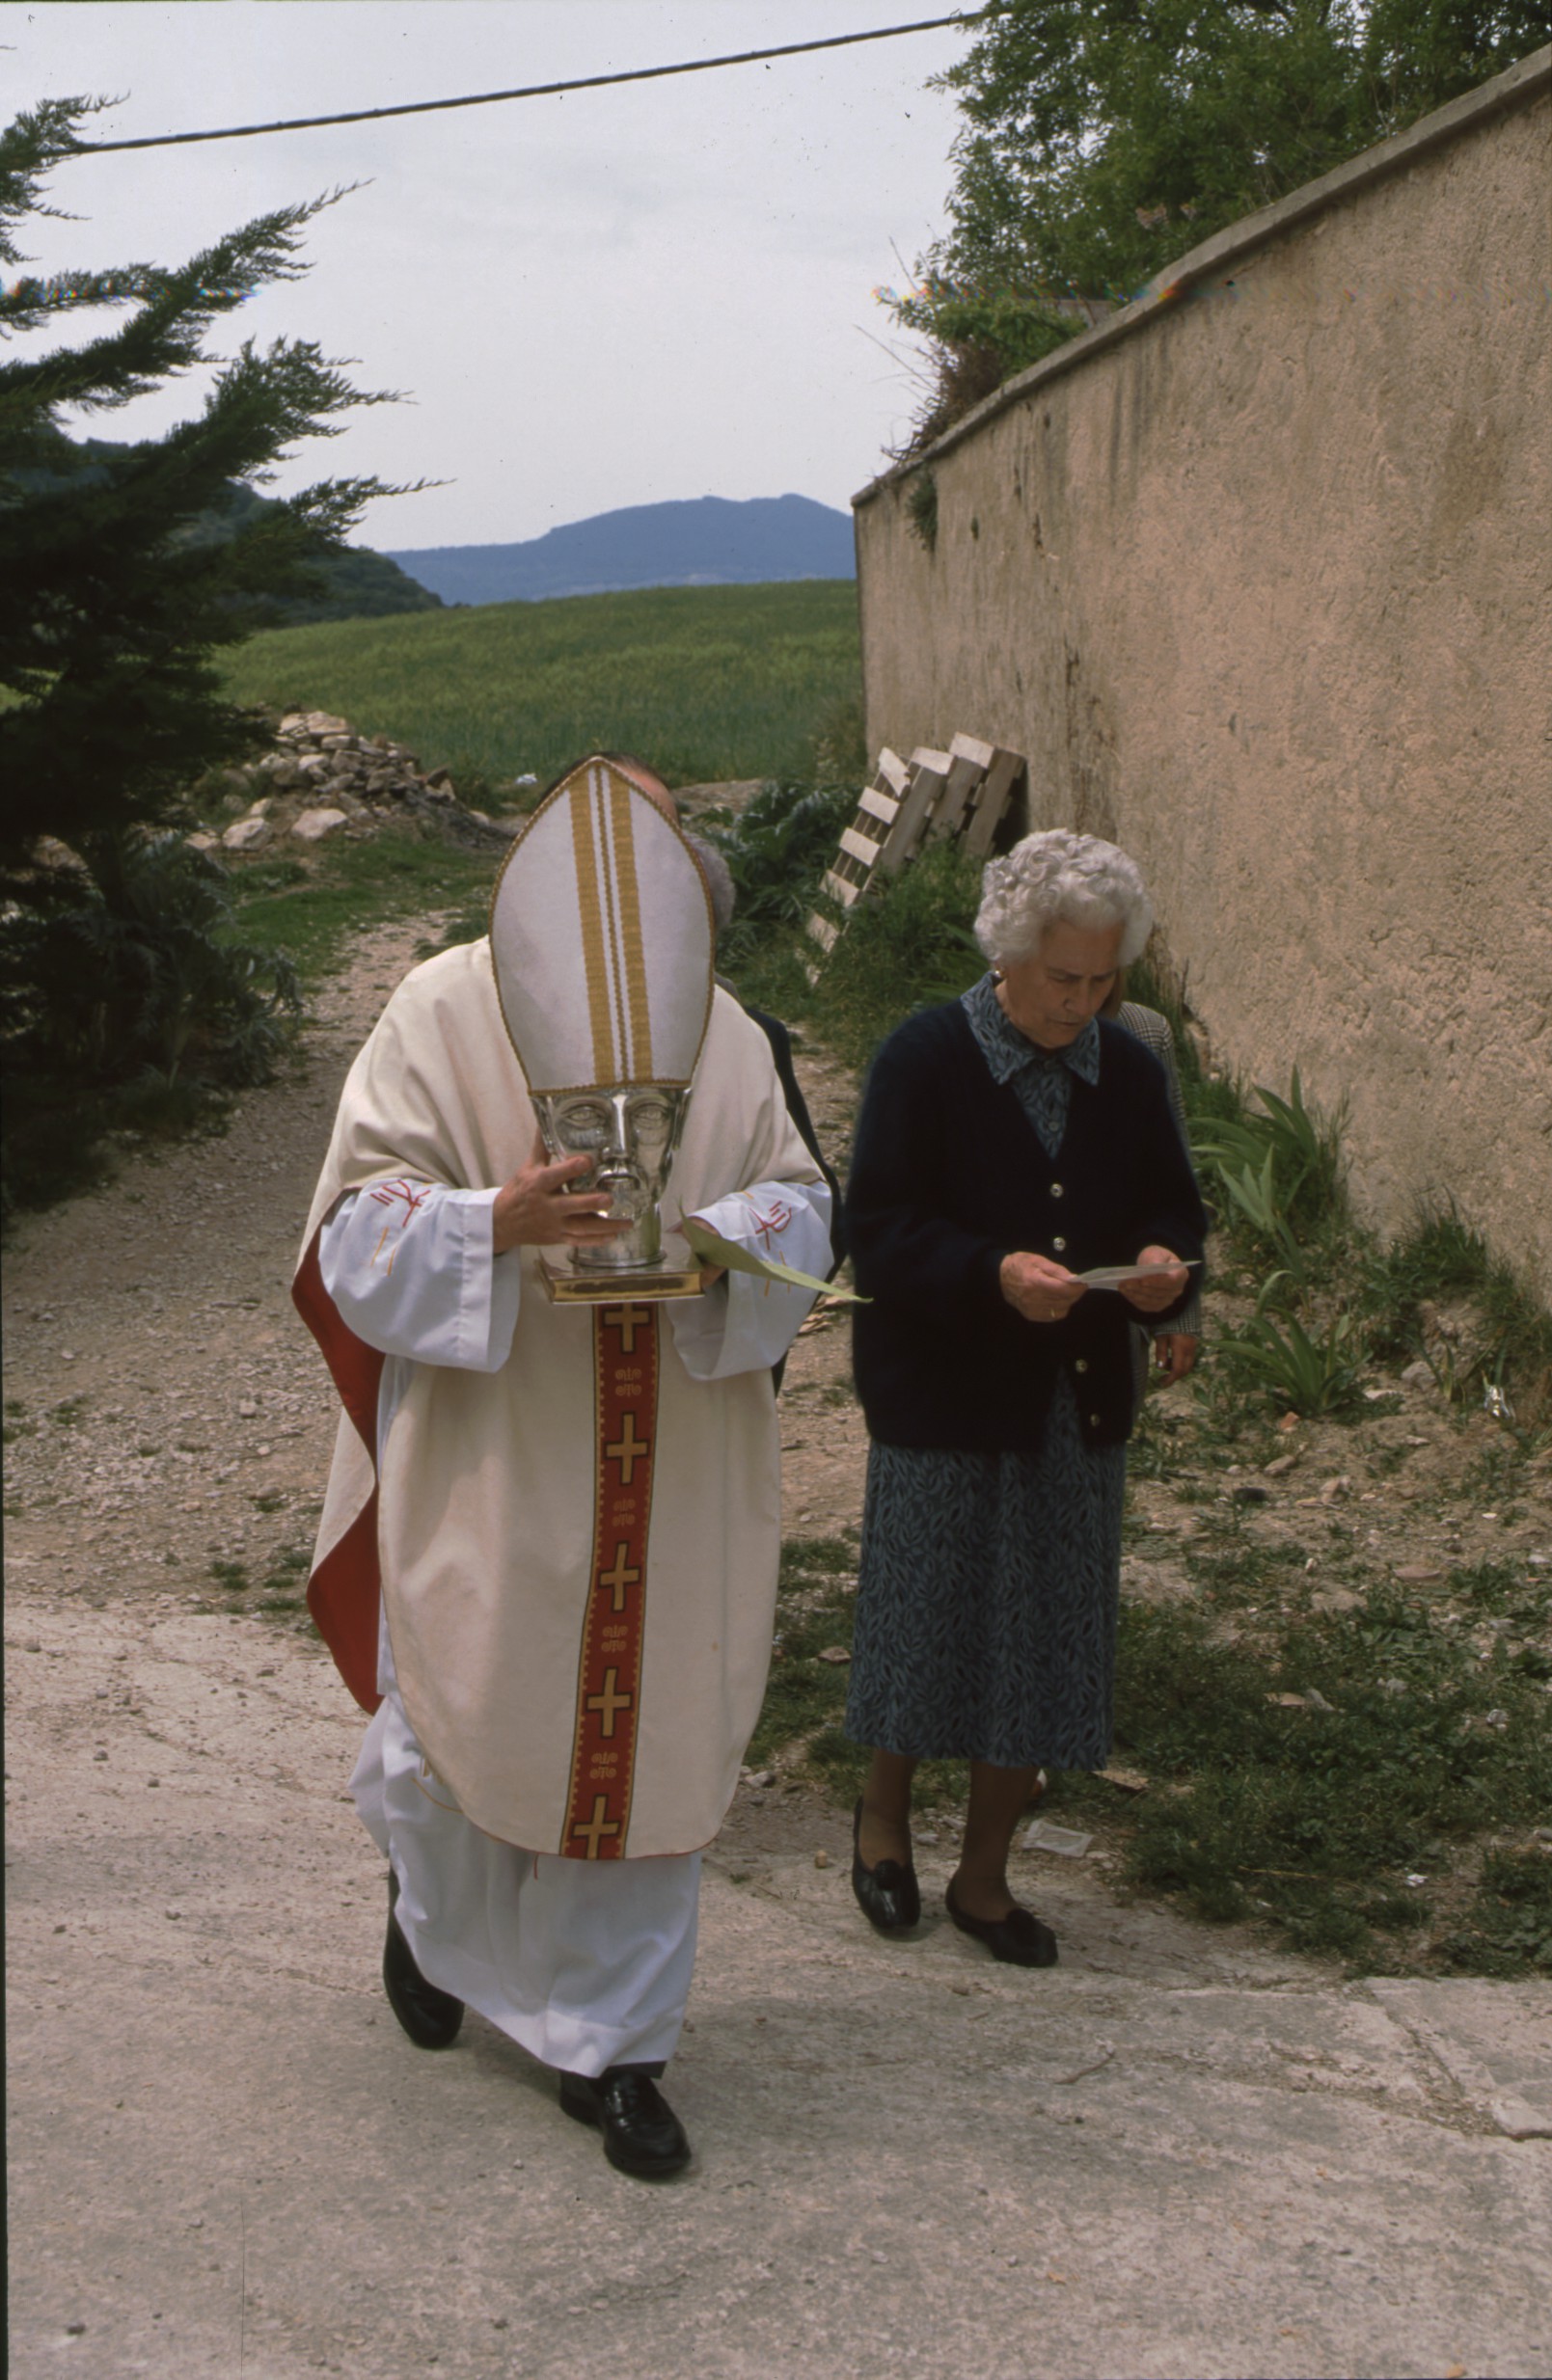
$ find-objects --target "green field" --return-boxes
[218,580,861,792]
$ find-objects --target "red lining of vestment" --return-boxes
[292,1230,386,1714]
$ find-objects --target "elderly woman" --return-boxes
[843,829,1207,1966]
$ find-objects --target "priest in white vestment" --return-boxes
[294,757,831,2178]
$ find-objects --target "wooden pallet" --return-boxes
[804,733,1025,974]
[961,740,1025,856]
[814,746,910,933]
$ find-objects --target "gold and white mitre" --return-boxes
[490,756,714,1094]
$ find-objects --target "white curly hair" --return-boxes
[974,828,1154,969]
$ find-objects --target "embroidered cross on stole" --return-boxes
[561,1301,660,1857]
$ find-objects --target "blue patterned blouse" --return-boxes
[960,971,1101,1159]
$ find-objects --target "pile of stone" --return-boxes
[191,711,515,856]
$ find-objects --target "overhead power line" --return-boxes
[74,15,971,155]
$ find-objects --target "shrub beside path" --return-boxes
[5,921,1550,2380]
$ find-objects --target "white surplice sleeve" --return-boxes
[318,1178,522,1372]
[667,1179,832,1381]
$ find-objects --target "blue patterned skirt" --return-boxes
[843,1375,1127,1770]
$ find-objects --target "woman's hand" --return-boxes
[492,1133,631,1256]
[999,1252,1087,1325]
[1119,1245,1190,1315]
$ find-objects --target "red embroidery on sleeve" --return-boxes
[748,1195,793,1253]
[368,1177,433,1219]
[367,1178,434,1275]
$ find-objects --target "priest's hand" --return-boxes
[999,1252,1087,1324]
[680,1209,726,1292]
[492,1136,631,1255]
[1118,1245,1189,1314]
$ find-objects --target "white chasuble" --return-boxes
[294,937,827,1860]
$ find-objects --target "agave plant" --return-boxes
[1212,1292,1369,1418]
[709,782,855,962]
[1208,1147,1311,1297]
[1193,1067,1347,1234]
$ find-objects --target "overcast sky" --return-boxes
[9,1,969,549]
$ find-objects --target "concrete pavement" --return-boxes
[8,1586,1550,2379]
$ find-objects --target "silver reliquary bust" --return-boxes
[489,757,715,1298]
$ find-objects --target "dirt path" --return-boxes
[6,924,1551,2379]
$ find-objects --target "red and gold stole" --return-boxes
[561,1302,660,1857]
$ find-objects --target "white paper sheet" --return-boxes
[1076,1258,1204,1289]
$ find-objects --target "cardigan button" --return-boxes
[1052,1235,1067,1253]
[1050,1182,1065,1199]
[1075,1358,1089,1373]
[1089,1414,1102,1428]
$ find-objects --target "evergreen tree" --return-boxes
[893,0,1551,445]
[0,95,406,884]
[0,98,421,1216]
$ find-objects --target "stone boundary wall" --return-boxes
[854,50,1552,1298]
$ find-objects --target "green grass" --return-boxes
[204,1542,315,1625]
[1359,1206,1552,1434]
[803,842,985,1069]
[725,836,986,1074]
[222,828,502,985]
[744,1535,860,1774]
[1104,1586,1552,1970]
[748,1409,1552,1976]
[218,581,861,791]
[258,1543,312,1616]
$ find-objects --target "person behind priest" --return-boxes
[1103,983,1204,1389]
[842,828,1207,1967]
[293,754,831,2179]
[597,759,844,1261]
[680,825,847,1278]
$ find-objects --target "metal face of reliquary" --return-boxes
[490,757,715,1301]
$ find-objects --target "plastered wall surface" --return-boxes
[855,64,1551,1296]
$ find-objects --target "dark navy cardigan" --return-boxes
[846,1003,1208,1451]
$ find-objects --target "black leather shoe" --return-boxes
[945,1879,1058,1968]
[851,1798,921,1934]
[383,1869,465,2048]
[558,2067,691,2179]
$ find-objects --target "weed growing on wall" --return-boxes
[904,468,939,553]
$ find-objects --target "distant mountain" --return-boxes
[385,493,856,607]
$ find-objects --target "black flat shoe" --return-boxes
[851,1797,921,1934]
[383,1869,465,2048]
[559,2067,691,2179]
[945,1879,1058,1968]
